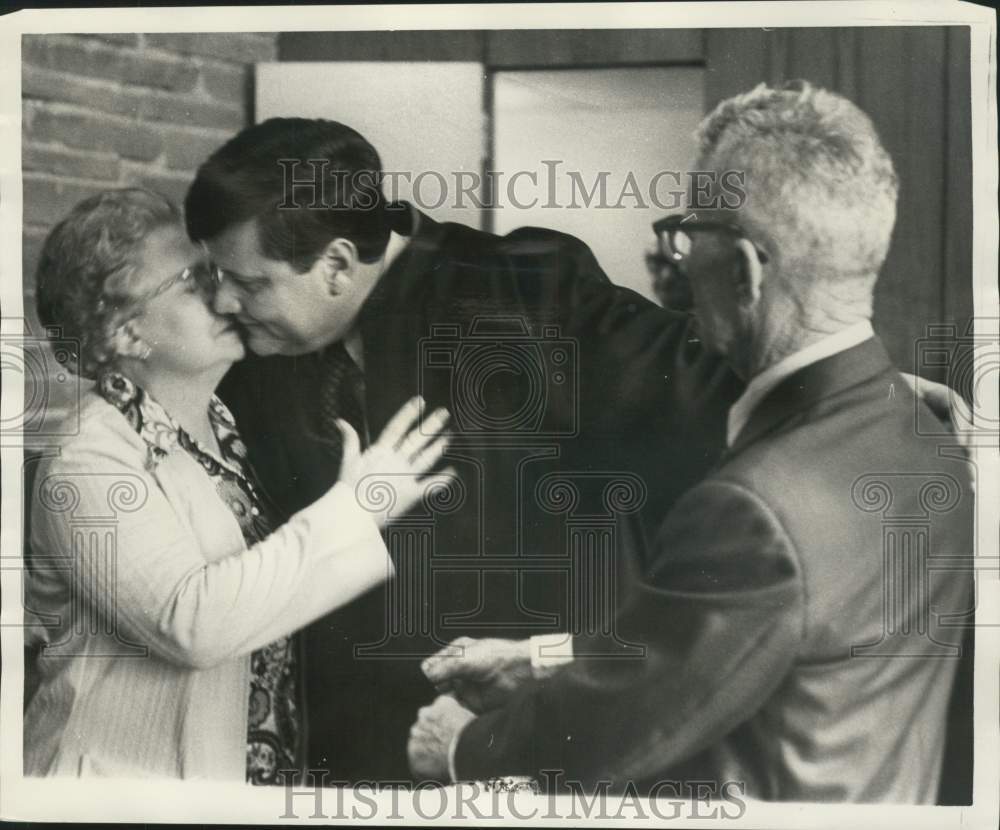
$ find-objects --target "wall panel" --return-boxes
[943,27,974,336]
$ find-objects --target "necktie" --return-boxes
[317,340,367,468]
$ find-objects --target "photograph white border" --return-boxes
[1,2,996,826]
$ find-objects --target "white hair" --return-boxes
[697,81,898,300]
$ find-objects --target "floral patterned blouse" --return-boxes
[97,371,302,785]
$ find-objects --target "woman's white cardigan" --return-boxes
[23,389,391,780]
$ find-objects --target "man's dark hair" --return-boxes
[185,117,395,270]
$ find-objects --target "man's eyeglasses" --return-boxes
[651,214,770,265]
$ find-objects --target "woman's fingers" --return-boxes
[397,407,450,459]
[409,434,451,477]
[377,396,425,449]
[336,418,361,481]
[389,468,457,522]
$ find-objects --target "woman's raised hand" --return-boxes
[336,396,455,527]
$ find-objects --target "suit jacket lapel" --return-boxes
[726,337,893,458]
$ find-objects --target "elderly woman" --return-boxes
[23,188,451,783]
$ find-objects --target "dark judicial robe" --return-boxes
[217,208,741,781]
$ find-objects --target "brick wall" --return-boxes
[18,32,277,437]
[13,33,277,438]
[21,31,279,330]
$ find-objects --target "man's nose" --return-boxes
[212,281,242,315]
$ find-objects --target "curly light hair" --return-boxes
[697,80,899,291]
[35,188,182,379]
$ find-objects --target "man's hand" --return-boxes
[900,372,974,452]
[407,694,475,781]
[421,637,534,714]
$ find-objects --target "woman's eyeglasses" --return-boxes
[651,214,770,265]
[140,258,224,302]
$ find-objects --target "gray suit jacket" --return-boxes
[454,337,974,803]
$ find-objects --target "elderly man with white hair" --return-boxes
[408,81,973,803]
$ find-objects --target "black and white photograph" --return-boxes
[0,2,997,827]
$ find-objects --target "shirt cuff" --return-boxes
[447,723,463,783]
[529,632,574,678]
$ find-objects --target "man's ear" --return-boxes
[733,237,765,307]
[319,238,359,295]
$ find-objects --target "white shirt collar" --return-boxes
[726,320,875,448]
[343,328,365,371]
